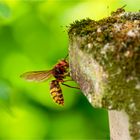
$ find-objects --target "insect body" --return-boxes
[20,59,78,105]
[50,80,64,105]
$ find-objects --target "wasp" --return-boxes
[20,56,79,106]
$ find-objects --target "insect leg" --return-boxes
[63,72,70,77]
[63,79,73,82]
[61,82,80,89]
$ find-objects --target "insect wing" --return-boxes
[20,70,53,82]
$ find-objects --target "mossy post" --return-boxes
[68,8,140,140]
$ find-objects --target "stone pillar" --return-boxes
[68,8,140,140]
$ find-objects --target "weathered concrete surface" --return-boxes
[109,110,131,140]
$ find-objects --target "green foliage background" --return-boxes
[0,0,139,139]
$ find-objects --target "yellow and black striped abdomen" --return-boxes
[50,80,64,105]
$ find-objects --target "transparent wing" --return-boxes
[20,70,53,82]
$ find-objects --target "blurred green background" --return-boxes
[0,0,139,140]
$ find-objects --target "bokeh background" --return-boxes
[0,0,139,139]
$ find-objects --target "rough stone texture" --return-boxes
[109,110,131,140]
[68,8,140,140]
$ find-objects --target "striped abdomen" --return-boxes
[50,80,64,105]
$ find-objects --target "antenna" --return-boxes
[64,54,68,60]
